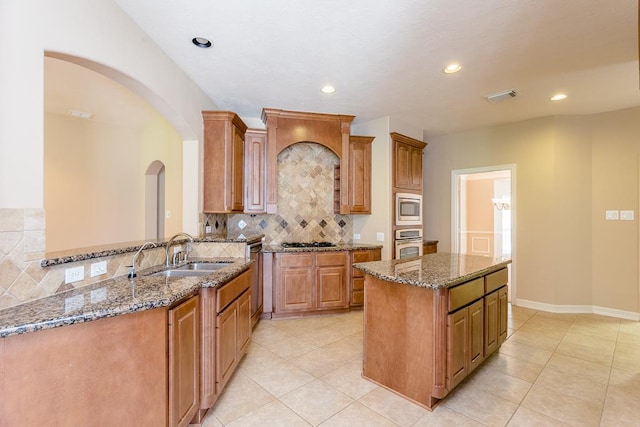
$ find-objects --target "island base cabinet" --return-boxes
[362,266,509,411]
[169,295,200,427]
[446,299,484,391]
[485,285,508,356]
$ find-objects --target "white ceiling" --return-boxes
[60,0,640,137]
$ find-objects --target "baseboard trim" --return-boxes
[515,299,640,321]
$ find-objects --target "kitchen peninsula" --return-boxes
[353,252,511,410]
[0,236,260,427]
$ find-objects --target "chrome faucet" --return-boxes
[128,241,157,279]
[165,232,194,267]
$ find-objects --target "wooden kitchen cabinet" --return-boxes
[446,283,484,390]
[347,135,373,214]
[423,240,438,255]
[274,251,349,317]
[362,265,510,409]
[350,248,381,307]
[316,252,348,309]
[203,111,248,213]
[168,295,200,427]
[277,253,314,312]
[244,129,267,213]
[391,132,427,193]
[215,272,251,394]
[198,270,251,417]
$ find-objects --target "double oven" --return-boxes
[394,193,424,259]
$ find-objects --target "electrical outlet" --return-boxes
[90,261,107,277]
[353,233,361,240]
[65,266,84,284]
[376,232,384,242]
[605,210,619,220]
[621,210,635,221]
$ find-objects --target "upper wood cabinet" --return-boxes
[391,132,427,193]
[261,108,354,214]
[244,129,267,213]
[347,136,374,214]
[203,111,248,213]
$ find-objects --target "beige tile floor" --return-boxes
[201,305,640,426]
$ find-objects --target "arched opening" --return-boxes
[145,161,166,240]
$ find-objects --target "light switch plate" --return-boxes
[376,232,384,242]
[605,210,619,220]
[620,210,635,221]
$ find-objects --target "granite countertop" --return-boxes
[41,234,264,267]
[0,257,250,338]
[353,252,511,290]
[262,243,383,253]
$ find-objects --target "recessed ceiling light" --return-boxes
[443,63,462,74]
[192,37,212,48]
[550,93,567,101]
[321,85,336,94]
[68,110,93,120]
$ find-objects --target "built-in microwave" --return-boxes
[395,193,422,226]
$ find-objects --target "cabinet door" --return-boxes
[348,136,372,214]
[484,290,499,356]
[244,130,266,213]
[279,268,314,312]
[498,286,508,345]
[216,301,238,393]
[394,142,411,189]
[468,299,485,373]
[169,295,200,427]
[237,290,252,355]
[409,145,423,190]
[231,127,245,212]
[446,307,468,390]
[203,112,247,213]
[317,266,347,309]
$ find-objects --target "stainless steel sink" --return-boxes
[174,262,231,271]
[151,269,214,278]
[149,262,231,278]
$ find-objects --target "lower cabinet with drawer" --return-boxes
[363,266,509,410]
[195,270,251,422]
[273,251,349,318]
[350,248,382,307]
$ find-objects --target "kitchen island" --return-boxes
[353,252,511,410]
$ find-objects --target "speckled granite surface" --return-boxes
[353,252,511,290]
[262,243,383,253]
[0,258,250,338]
[41,234,264,267]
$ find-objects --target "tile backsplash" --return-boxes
[228,142,353,244]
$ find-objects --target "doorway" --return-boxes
[145,161,166,240]
[452,165,515,300]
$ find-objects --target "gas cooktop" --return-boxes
[280,241,337,248]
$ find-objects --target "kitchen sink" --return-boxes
[174,262,231,271]
[150,262,232,278]
[151,269,214,278]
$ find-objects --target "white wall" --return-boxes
[352,117,392,259]
[424,108,640,318]
[0,0,217,227]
